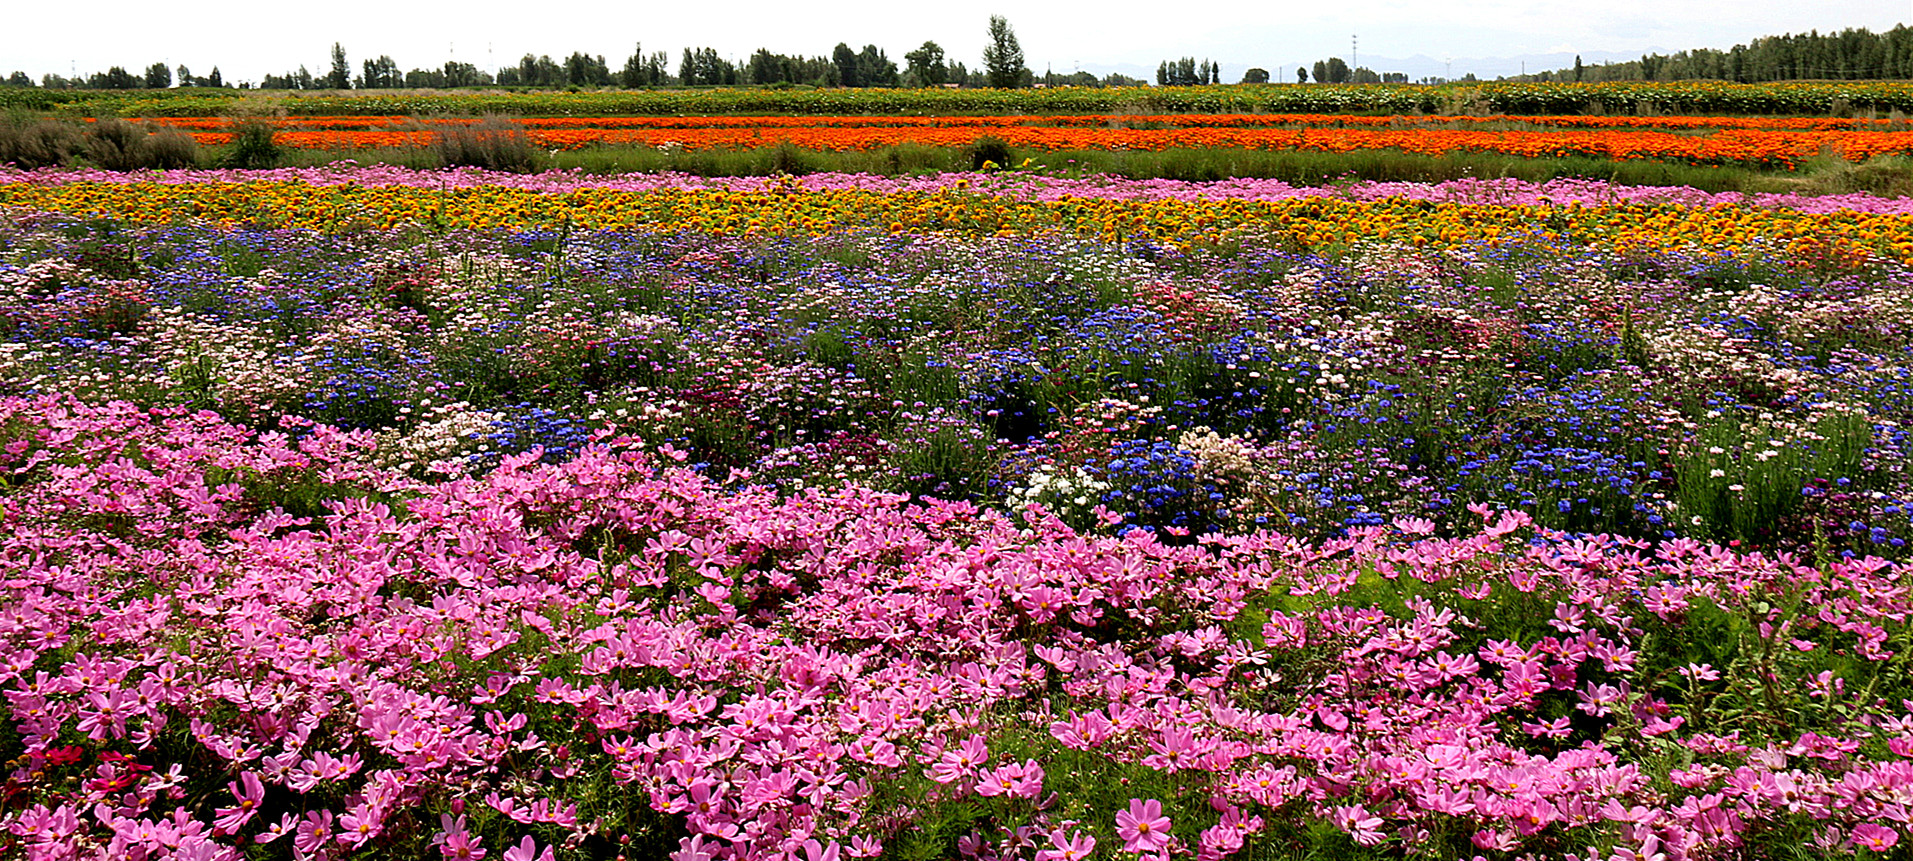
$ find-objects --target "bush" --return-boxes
[430,115,539,173]
[967,135,1012,170]
[0,114,81,168]
[82,118,199,171]
[143,127,199,169]
[82,118,149,170]
[218,119,279,169]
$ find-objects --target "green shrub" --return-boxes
[431,115,540,173]
[218,120,279,169]
[0,114,82,168]
[142,127,199,169]
[82,118,199,171]
[967,135,1012,170]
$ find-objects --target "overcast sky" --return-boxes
[8,0,1906,84]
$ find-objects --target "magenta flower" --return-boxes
[211,771,263,835]
[1115,798,1173,853]
[503,835,556,861]
[926,735,988,784]
[1035,828,1096,861]
[1853,823,1900,852]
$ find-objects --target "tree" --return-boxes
[144,62,171,89]
[403,67,445,88]
[1241,67,1269,84]
[678,48,735,86]
[1296,67,1307,84]
[982,15,1027,88]
[207,67,224,88]
[621,46,667,88]
[565,52,611,87]
[831,44,861,88]
[748,49,781,85]
[905,41,946,86]
[4,71,33,88]
[359,56,399,89]
[1310,57,1350,83]
[327,43,351,89]
[858,45,898,87]
[1157,58,1218,87]
[1573,55,1584,82]
[176,65,192,87]
[442,61,486,88]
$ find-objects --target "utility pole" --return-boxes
[1352,35,1358,77]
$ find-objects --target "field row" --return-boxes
[157,125,1913,167]
[4,172,1905,260]
[12,78,1913,117]
[133,113,1913,131]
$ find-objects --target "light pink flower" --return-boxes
[1116,798,1173,853]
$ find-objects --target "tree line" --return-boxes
[1526,26,1913,83]
[14,23,1912,93]
[1,17,1144,92]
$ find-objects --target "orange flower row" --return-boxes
[132,113,1913,133]
[177,125,1913,167]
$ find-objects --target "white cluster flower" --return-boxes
[1010,465,1111,514]
[374,401,504,476]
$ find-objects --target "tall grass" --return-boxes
[0,112,84,168]
[81,117,199,171]
[429,115,540,173]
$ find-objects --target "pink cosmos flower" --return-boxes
[1332,804,1385,846]
[1035,828,1097,861]
[1116,798,1173,853]
[926,735,988,784]
[1853,823,1900,852]
[212,771,264,834]
[503,835,556,861]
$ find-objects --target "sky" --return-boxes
[7,0,1907,85]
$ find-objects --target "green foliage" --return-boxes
[218,119,279,169]
[966,135,1012,171]
[81,118,199,171]
[431,115,541,173]
[0,113,82,168]
[982,16,1028,89]
[1672,406,1871,547]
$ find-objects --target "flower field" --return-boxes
[14,79,1913,118]
[124,113,1913,168]
[4,157,1913,861]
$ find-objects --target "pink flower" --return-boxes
[1853,823,1900,852]
[503,835,556,861]
[1035,828,1097,861]
[1332,804,1385,846]
[439,826,485,861]
[926,735,989,784]
[212,771,264,834]
[1116,798,1173,853]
